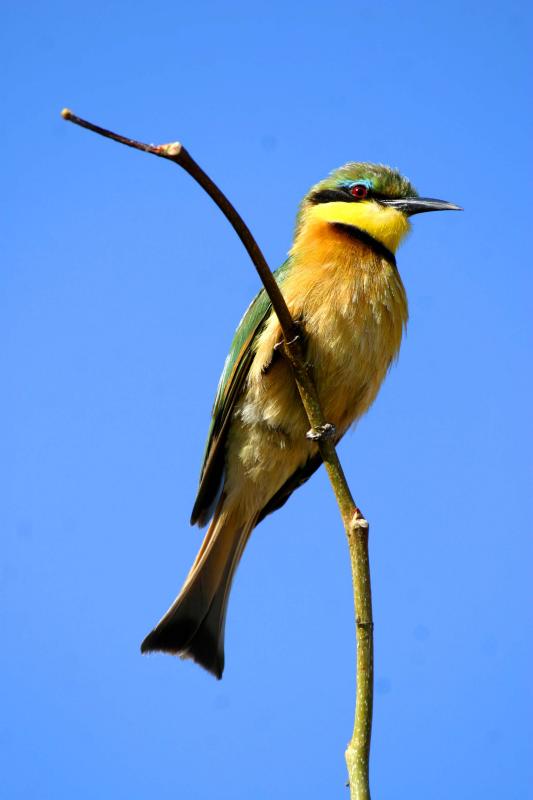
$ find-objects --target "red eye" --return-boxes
[350,183,369,199]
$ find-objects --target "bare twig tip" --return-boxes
[159,141,183,157]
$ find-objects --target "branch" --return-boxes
[61,108,374,798]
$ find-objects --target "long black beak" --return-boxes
[380,197,463,216]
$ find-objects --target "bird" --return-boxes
[141,162,460,678]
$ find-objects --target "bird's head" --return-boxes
[295,163,461,255]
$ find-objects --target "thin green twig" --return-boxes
[61,109,374,798]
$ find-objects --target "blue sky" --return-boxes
[2,1,532,798]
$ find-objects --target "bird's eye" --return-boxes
[350,183,369,199]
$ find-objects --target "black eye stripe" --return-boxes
[309,188,358,204]
[310,187,393,205]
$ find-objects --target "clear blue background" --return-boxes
[2,2,531,798]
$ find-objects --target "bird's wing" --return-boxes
[256,452,324,523]
[190,260,292,526]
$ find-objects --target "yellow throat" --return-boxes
[305,198,411,253]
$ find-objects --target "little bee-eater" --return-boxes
[141,163,460,677]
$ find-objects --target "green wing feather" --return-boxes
[190,260,292,526]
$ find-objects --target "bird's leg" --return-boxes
[273,316,304,352]
[264,326,303,376]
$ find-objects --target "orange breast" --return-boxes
[249,218,408,435]
[225,218,408,515]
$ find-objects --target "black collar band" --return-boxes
[332,222,397,267]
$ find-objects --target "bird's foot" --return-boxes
[274,332,301,352]
[274,318,304,352]
[306,422,337,441]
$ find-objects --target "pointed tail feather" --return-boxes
[141,505,255,679]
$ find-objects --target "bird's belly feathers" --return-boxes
[306,273,406,432]
[224,251,407,511]
[250,251,407,434]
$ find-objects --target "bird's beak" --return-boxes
[380,197,463,216]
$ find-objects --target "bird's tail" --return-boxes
[141,501,255,679]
